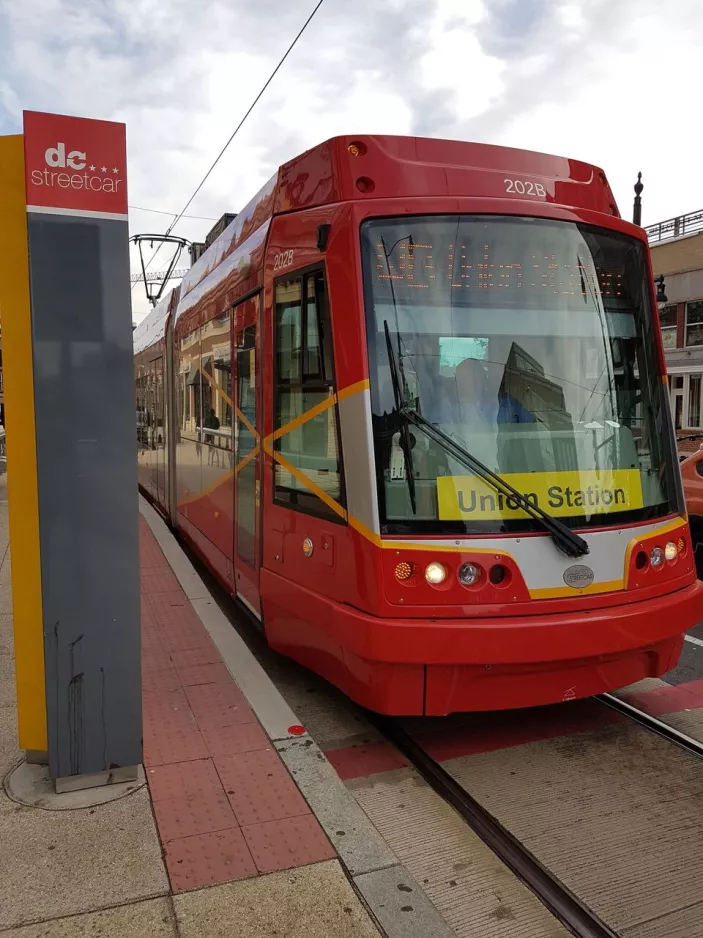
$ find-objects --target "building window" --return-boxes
[273,270,345,520]
[685,300,703,347]
[689,375,702,428]
[660,304,677,350]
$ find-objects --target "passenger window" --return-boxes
[201,311,232,451]
[274,271,345,520]
[179,328,201,441]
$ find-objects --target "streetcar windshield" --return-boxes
[361,215,679,535]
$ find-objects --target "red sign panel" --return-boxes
[23,111,128,217]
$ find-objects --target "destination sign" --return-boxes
[436,470,644,521]
[373,240,623,300]
[363,217,639,314]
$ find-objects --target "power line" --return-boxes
[129,204,218,221]
[136,0,327,282]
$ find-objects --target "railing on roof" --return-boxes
[646,210,703,243]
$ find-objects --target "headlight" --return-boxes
[650,546,664,567]
[664,541,678,562]
[458,563,480,586]
[425,562,447,585]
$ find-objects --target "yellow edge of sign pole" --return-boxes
[0,135,48,752]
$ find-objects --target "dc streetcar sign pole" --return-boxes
[0,111,141,791]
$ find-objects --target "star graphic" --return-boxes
[89,164,96,171]
[112,167,119,174]
[100,165,107,173]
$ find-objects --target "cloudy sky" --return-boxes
[0,0,699,319]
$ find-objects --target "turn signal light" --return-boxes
[394,561,414,582]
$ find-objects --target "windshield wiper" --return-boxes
[383,320,417,513]
[382,324,589,558]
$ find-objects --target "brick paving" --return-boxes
[139,517,336,893]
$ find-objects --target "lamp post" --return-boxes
[633,173,667,306]
[655,274,668,307]
[633,171,643,226]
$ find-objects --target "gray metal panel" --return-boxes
[27,212,141,779]
[337,388,380,535]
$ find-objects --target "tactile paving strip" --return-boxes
[184,682,254,728]
[140,521,335,893]
[143,727,209,766]
[153,790,238,842]
[142,667,182,694]
[176,662,232,687]
[199,721,270,758]
[147,759,222,802]
[215,749,311,826]
[164,828,257,892]
[242,815,336,874]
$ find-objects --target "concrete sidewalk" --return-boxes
[0,474,383,936]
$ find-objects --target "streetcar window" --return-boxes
[273,271,345,520]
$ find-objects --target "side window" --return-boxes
[274,270,345,519]
[178,328,200,440]
[136,368,146,446]
[201,311,232,451]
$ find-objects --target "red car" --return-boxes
[681,444,703,574]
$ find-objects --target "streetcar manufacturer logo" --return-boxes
[563,564,595,588]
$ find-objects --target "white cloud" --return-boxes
[0,0,699,320]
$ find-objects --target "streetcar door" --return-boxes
[232,295,261,617]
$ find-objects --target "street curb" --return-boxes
[139,496,454,938]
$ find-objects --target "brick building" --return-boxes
[647,210,703,452]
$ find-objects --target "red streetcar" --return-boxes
[134,134,703,716]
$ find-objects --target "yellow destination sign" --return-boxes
[437,470,643,521]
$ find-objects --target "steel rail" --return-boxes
[370,714,619,938]
[597,692,703,757]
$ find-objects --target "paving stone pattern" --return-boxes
[140,518,336,892]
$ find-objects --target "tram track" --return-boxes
[370,713,618,938]
[369,694,703,938]
[595,692,703,759]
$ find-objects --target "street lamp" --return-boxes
[633,172,643,226]
[655,274,668,307]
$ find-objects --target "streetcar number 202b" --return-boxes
[504,178,546,197]
[273,250,295,271]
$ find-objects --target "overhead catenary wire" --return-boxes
[134,0,327,288]
[129,205,218,221]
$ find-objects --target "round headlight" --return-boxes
[650,546,664,567]
[664,541,678,562]
[458,562,480,586]
[425,562,447,585]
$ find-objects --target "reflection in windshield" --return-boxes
[362,215,678,534]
